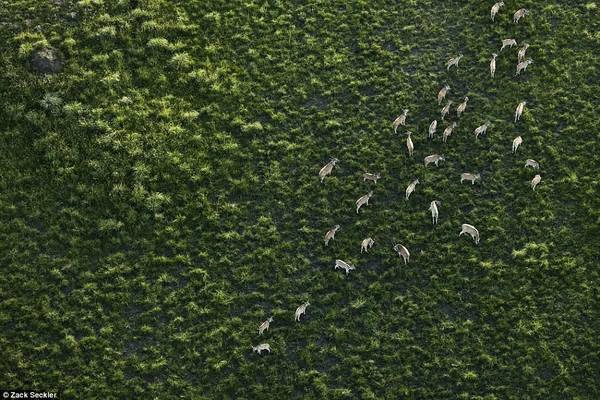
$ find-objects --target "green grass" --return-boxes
[1,0,599,399]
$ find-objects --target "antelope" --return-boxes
[334,259,355,275]
[490,53,497,78]
[501,38,517,51]
[515,101,526,122]
[518,43,530,62]
[437,84,450,104]
[319,158,339,183]
[441,100,453,120]
[429,200,441,225]
[516,59,533,75]
[491,1,504,21]
[406,131,414,157]
[361,237,374,253]
[446,54,463,70]
[512,136,523,153]
[428,120,437,139]
[393,109,408,133]
[324,225,340,246]
[474,121,491,139]
[294,301,310,322]
[443,122,456,143]
[525,159,540,169]
[514,8,529,24]
[424,154,445,167]
[460,172,481,185]
[356,191,373,214]
[258,317,274,335]
[531,174,541,190]
[252,343,271,354]
[363,172,381,183]
[457,97,469,118]
[459,224,480,244]
[393,243,410,264]
[405,178,419,200]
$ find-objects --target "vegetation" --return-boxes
[1,0,599,398]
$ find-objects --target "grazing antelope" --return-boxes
[518,43,530,62]
[460,172,481,185]
[491,1,505,21]
[324,225,340,246]
[393,243,410,264]
[501,38,517,51]
[294,301,310,322]
[334,259,356,275]
[514,8,529,23]
[438,84,450,104]
[531,174,542,190]
[512,136,523,153]
[258,317,274,335]
[443,122,456,143]
[516,59,533,75]
[406,131,414,157]
[459,224,480,244]
[424,154,445,167]
[363,172,381,184]
[319,158,339,183]
[474,121,491,139]
[356,191,373,214]
[515,101,526,122]
[393,109,408,133]
[446,54,463,70]
[441,100,453,120]
[428,120,437,139]
[524,159,540,169]
[457,97,469,118]
[490,53,497,78]
[429,200,441,225]
[405,178,419,200]
[361,237,374,253]
[252,343,271,355]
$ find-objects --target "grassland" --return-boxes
[1,0,599,399]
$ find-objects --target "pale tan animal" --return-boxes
[428,120,437,139]
[474,121,491,139]
[393,109,408,133]
[356,191,373,214]
[334,259,356,275]
[457,97,469,118]
[460,224,480,244]
[525,159,540,169]
[491,1,505,21]
[515,101,526,122]
[460,172,481,185]
[319,158,339,183]
[324,225,340,246]
[406,131,414,157]
[518,43,530,62]
[363,172,381,184]
[501,38,517,51]
[446,54,463,70]
[531,174,541,190]
[441,101,453,120]
[294,301,310,322]
[438,84,450,104]
[443,122,457,143]
[405,178,419,200]
[514,8,529,23]
[516,59,533,75]
[258,317,274,335]
[490,53,498,78]
[512,136,523,153]
[361,237,374,253]
[429,200,441,225]
[393,243,410,264]
[252,343,271,354]
[424,154,445,167]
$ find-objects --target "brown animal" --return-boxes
[491,2,505,21]
[405,178,419,200]
[512,136,523,153]
[424,154,445,167]
[446,54,463,70]
[393,109,408,133]
[324,225,340,246]
[474,121,491,139]
[363,172,381,184]
[258,317,274,335]
[361,237,375,253]
[441,100,453,120]
[443,122,457,143]
[393,243,410,264]
[501,38,517,51]
[514,8,529,23]
[319,158,339,183]
[518,43,530,62]
[457,97,469,118]
[294,301,310,322]
[516,59,533,75]
[460,173,481,185]
[356,191,373,214]
[531,174,541,190]
[438,84,450,104]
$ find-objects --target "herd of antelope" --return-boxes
[252,2,542,355]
